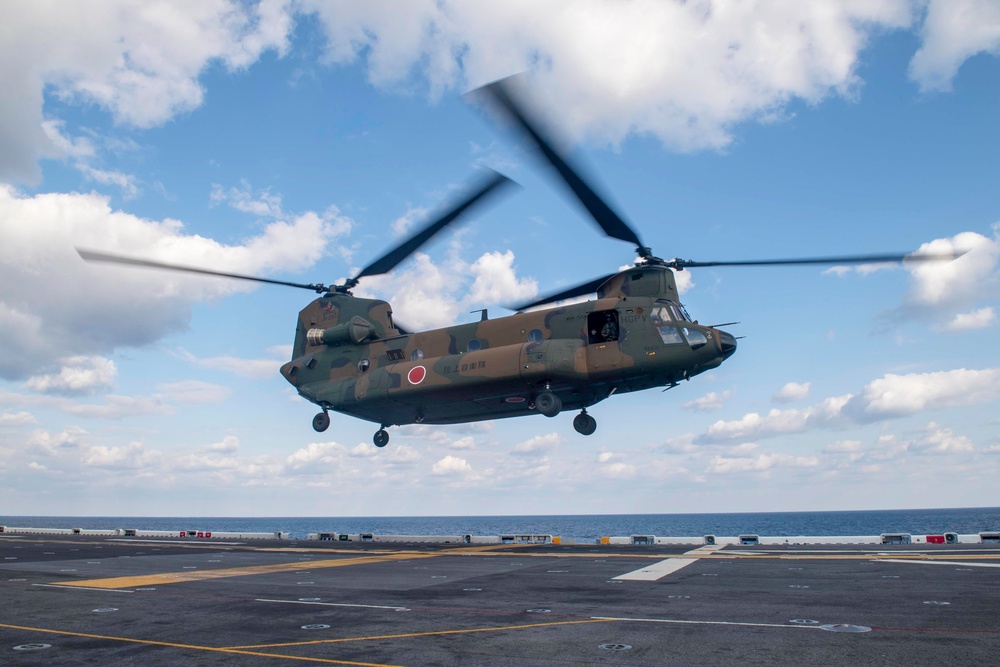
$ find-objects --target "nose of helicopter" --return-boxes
[718,330,737,359]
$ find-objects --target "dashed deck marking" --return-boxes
[228,618,611,650]
[0,622,401,666]
[614,558,699,581]
[50,552,436,590]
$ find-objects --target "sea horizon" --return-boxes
[4,506,998,542]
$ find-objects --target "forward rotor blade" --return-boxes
[352,170,515,284]
[77,249,331,293]
[669,250,966,269]
[510,272,618,311]
[474,77,646,253]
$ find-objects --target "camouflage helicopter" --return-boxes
[79,77,960,448]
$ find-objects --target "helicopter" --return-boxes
[78,77,962,449]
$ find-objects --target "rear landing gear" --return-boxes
[312,411,330,432]
[573,410,597,436]
[373,429,389,448]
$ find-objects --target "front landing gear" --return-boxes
[373,429,389,448]
[312,411,330,433]
[573,410,597,436]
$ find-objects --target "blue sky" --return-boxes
[1,1,998,518]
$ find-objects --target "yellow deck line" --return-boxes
[53,552,436,589]
[0,622,401,666]
[229,618,611,650]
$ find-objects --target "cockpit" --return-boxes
[650,300,707,349]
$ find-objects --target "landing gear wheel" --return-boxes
[373,429,389,448]
[535,391,562,418]
[312,411,330,432]
[573,411,597,436]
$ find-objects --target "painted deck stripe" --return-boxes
[257,598,409,611]
[51,552,435,589]
[880,559,1000,568]
[592,616,823,630]
[614,558,698,580]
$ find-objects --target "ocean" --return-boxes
[2,507,998,542]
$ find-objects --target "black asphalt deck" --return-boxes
[2,534,999,665]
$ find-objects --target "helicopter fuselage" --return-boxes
[280,264,737,430]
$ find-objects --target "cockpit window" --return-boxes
[656,299,689,322]
[657,325,684,345]
[682,327,708,349]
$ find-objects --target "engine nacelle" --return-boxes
[307,316,377,346]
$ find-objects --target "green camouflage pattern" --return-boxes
[280,265,736,428]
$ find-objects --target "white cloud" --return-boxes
[909,0,1000,92]
[181,349,287,379]
[773,381,811,404]
[908,422,975,454]
[1,0,294,182]
[83,441,161,469]
[432,454,472,476]
[304,1,919,152]
[0,411,37,427]
[25,356,117,395]
[211,180,286,218]
[683,389,732,412]
[698,367,1000,443]
[705,452,820,475]
[467,250,538,306]
[904,230,1000,307]
[945,307,995,332]
[511,432,560,457]
[0,185,342,380]
[158,381,231,404]
[856,368,1000,418]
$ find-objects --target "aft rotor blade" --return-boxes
[77,249,331,293]
[475,77,646,253]
[510,272,619,311]
[352,170,515,283]
[670,250,966,269]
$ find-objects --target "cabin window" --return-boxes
[587,310,619,344]
[527,329,543,342]
[682,327,708,350]
[467,339,482,352]
[410,349,424,361]
[358,358,370,372]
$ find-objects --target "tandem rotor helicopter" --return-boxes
[79,77,961,448]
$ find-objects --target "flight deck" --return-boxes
[2,532,999,665]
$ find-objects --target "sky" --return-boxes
[1,0,999,518]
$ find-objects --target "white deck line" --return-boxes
[613,558,699,581]
[879,559,1000,568]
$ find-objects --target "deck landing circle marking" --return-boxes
[408,366,427,385]
[301,624,330,630]
[463,588,482,591]
[93,608,118,613]
[13,644,52,651]
[598,643,633,651]
[790,619,820,624]
[299,597,322,601]
[923,600,950,605]
[296,581,315,585]
[820,624,871,633]
[526,608,551,613]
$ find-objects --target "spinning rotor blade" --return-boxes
[77,249,332,293]
[667,250,966,269]
[510,272,619,311]
[475,77,647,256]
[350,170,515,286]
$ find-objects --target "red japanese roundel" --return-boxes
[407,366,426,385]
